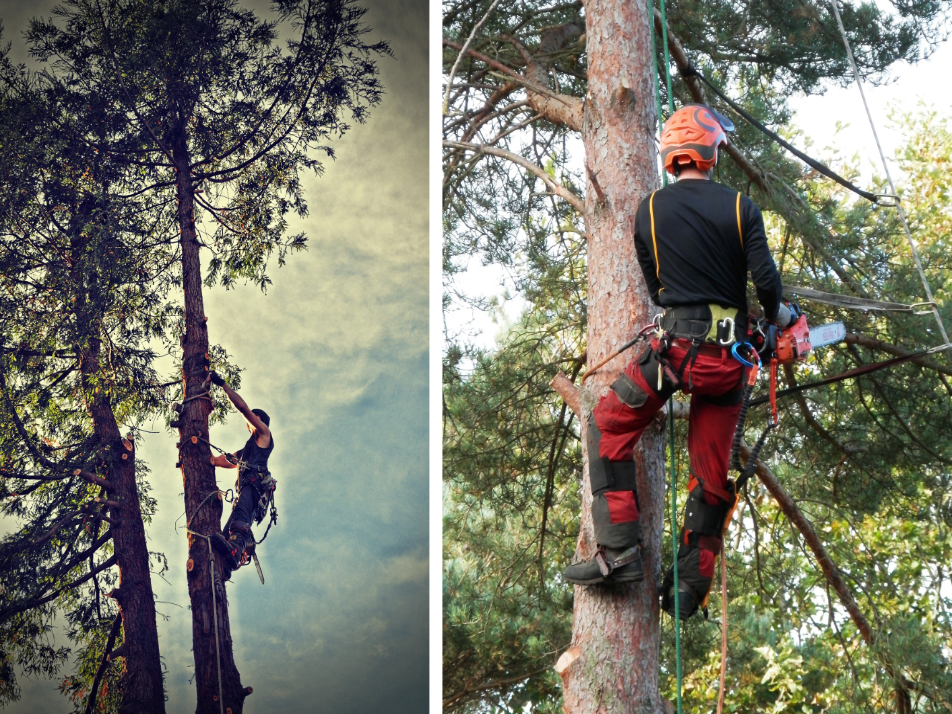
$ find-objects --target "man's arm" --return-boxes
[210,453,238,469]
[742,198,784,321]
[210,373,271,447]
[634,199,664,305]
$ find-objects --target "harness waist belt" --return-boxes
[662,304,747,345]
[671,339,733,357]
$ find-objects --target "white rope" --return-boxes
[207,539,224,714]
[828,0,951,355]
[188,530,225,714]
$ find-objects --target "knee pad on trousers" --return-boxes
[587,416,641,549]
[683,481,736,537]
[229,520,250,537]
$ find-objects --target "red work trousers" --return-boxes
[592,339,745,576]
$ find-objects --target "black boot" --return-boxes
[660,551,709,620]
[563,545,644,585]
[212,521,249,571]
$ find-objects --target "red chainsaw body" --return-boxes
[775,313,812,364]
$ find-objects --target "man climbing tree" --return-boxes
[28,2,389,710]
[443,0,952,711]
[208,373,274,576]
[562,105,794,621]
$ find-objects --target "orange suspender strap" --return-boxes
[735,191,743,249]
[649,191,664,294]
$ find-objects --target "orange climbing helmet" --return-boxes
[659,104,734,174]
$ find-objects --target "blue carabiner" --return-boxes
[731,341,757,368]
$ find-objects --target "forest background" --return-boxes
[443,0,952,711]
[1,0,429,711]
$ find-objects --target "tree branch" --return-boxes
[443,39,583,130]
[84,615,122,714]
[783,364,854,455]
[0,554,118,622]
[443,0,504,114]
[550,371,581,415]
[507,32,584,131]
[845,333,952,377]
[444,140,584,212]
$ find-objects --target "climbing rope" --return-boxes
[174,489,233,534]
[717,549,728,714]
[828,0,951,356]
[667,403,683,713]
[649,0,683,709]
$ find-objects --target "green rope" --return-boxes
[649,1,682,711]
[668,401,682,714]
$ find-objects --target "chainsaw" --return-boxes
[746,302,846,423]
[730,303,845,486]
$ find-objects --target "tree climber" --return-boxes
[563,104,794,619]
[208,372,275,574]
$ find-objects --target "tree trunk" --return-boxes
[77,317,166,713]
[559,1,665,712]
[172,137,249,714]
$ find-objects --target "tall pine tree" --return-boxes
[26,1,390,710]
[0,63,175,713]
[443,1,952,711]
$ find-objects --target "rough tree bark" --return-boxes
[555,1,667,712]
[74,225,166,714]
[172,137,249,714]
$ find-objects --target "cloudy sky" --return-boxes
[2,0,429,712]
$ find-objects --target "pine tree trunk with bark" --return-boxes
[74,225,166,713]
[172,138,249,714]
[81,357,167,714]
[557,1,666,711]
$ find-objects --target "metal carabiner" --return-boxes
[717,317,735,346]
[731,341,758,368]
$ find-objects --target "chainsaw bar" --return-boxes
[252,552,265,584]
[809,321,846,350]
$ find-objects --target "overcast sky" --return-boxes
[1,0,428,712]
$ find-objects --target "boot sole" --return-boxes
[211,534,233,558]
[564,575,607,585]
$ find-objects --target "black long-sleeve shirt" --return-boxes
[633,179,783,319]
